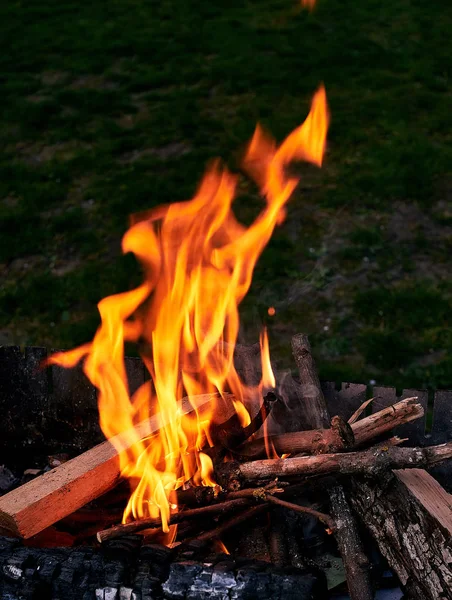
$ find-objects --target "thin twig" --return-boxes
[265,494,336,531]
[97,497,250,543]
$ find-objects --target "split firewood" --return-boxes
[349,468,452,600]
[0,392,237,539]
[218,442,452,486]
[291,333,330,428]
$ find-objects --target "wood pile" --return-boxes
[0,338,451,599]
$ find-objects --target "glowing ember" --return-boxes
[267,306,276,317]
[48,85,329,532]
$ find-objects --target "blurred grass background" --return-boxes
[1,0,452,390]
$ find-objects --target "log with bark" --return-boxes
[234,396,423,459]
[218,442,452,486]
[292,332,376,600]
[349,468,452,600]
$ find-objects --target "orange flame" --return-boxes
[48,86,329,532]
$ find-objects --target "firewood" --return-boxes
[233,397,422,460]
[228,442,452,483]
[235,415,354,458]
[0,392,236,539]
[96,497,252,543]
[265,495,335,531]
[329,486,373,600]
[291,332,375,600]
[349,468,452,600]
[291,334,330,429]
[185,504,267,549]
[352,396,423,446]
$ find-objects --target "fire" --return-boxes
[301,0,316,9]
[48,85,328,532]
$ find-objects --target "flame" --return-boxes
[214,540,230,555]
[260,328,275,390]
[48,86,328,532]
[301,0,316,9]
[267,306,276,317]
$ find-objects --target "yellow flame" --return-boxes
[48,86,329,532]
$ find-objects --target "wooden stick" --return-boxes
[235,442,452,483]
[186,505,267,548]
[329,486,373,600]
[292,333,374,600]
[235,415,354,459]
[234,396,423,461]
[352,396,423,446]
[348,398,373,424]
[0,393,236,539]
[266,495,336,531]
[291,333,330,428]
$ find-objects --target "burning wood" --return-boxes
[0,392,237,539]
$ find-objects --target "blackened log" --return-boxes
[162,557,327,600]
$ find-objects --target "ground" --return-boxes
[1,0,452,391]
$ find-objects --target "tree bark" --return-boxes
[329,485,373,600]
[291,334,330,429]
[234,443,452,483]
[349,469,452,600]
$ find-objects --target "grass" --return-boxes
[1,0,452,390]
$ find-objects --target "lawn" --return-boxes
[1,0,452,391]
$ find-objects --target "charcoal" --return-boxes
[162,559,326,600]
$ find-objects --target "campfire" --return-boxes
[1,2,452,596]
[0,92,451,599]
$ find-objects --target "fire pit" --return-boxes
[0,339,451,599]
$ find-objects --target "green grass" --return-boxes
[1,0,452,389]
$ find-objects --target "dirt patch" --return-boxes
[116,100,150,129]
[14,140,92,166]
[118,142,192,164]
[40,71,68,86]
[68,74,117,91]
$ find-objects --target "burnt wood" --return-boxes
[0,535,326,600]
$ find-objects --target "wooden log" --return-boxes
[292,333,375,600]
[235,415,354,459]
[291,334,329,429]
[233,397,422,460]
[352,396,423,446]
[349,469,452,600]
[329,486,373,600]
[0,393,236,539]
[234,442,452,483]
